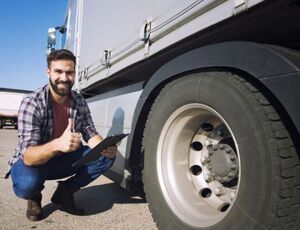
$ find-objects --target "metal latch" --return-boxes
[140,19,152,55]
[102,50,111,68]
[78,67,89,82]
[234,0,248,15]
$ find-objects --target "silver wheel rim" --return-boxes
[157,103,240,227]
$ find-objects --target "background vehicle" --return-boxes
[48,0,300,229]
[0,88,31,129]
[0,114,18,129]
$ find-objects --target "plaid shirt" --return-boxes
[7,84,98,170]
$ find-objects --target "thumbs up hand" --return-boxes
[66,118,74,132]
[56,118,81,153]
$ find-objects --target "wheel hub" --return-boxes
[204,144,238,183]
[156,103,240,227]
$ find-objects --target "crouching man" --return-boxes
[6,49,117,221]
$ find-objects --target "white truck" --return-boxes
[0,88,31,129]
[48,0,300,229]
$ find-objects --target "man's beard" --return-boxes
[49,78,74,97]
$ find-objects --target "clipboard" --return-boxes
[72,133,129,167]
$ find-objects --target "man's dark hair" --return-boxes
[47,49,76,68]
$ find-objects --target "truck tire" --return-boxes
[142,72,300,230]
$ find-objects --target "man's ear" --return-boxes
[46,68,50,79]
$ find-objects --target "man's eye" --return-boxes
[66,71,75,75]
[54,70,63,74]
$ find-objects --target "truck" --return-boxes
[0,114,18,129]
[47,0,300,229]
[0,88,31,129]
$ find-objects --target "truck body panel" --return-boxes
[87,87,142,186]
[66,0,265,88]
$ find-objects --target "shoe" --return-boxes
[26,193,43,221]
[51,181,84,215]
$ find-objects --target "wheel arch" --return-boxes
[127,41,300,188]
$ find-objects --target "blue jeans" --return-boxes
[10,146,115,200]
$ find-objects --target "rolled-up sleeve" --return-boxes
[18,97,41,156]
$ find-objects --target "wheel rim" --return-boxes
[157,103,240,227]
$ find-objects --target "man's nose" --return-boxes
[60,72,68,80]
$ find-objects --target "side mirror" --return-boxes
[47,26,66,53]
[47,28,57,48]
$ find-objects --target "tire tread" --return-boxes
[231,73,299,230]
[142,71,299,230]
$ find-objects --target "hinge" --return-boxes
[140,19,152,55]
[234,0,248,15]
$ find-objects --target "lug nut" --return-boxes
[204,173,213,182]
[204,174,209,180]
[230,192,235,200]
[204,174,209,181]
[230,155,236,161]
[226,148,231,153]
[231,164,237,170]
[223,176,229,182]
[215,186,225,196]
[220,144,224,150]
[228,172,235,178]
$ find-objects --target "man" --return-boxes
[6,49,117,221]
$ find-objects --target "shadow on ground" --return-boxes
[42,182,146,218]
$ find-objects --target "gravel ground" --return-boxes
[0,128,157,230]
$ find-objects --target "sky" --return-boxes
[0,0,68,91]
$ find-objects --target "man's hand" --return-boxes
[55,118,81,153]
[87,135,118,159]
[101,145,118,158]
